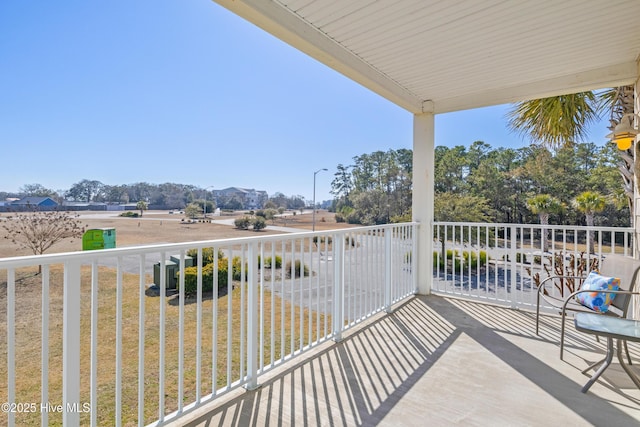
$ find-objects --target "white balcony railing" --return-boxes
[0,223,417,426]
[1,220,635,426]
[432,222,635,313]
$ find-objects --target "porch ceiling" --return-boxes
[213,0,640,114]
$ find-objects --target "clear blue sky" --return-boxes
[0,1,612,203]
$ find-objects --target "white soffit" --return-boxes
[213,0,640,114]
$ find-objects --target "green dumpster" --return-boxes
[82,228,116,250]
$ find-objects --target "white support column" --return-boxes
[412,109,435,295]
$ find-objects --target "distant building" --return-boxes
[214,187,268,210]
[11,196,58,209]
[63,201,108,211]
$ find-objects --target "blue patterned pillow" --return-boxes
[575,271,620,313]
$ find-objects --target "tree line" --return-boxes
[330,141,629,227]
[0,181,308,211]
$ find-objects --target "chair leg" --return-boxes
[617,339,640,389]
[560,313,566,360]
[624,340,632,365]
[582,337,615,393]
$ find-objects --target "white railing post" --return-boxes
[413,224,419,294]
[509,225,518,309]
[384,228,393,313]
[63,260,81,426]
[333,234,345,342]
[245,242,259,390]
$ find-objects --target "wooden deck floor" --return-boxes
[171,295,640,426]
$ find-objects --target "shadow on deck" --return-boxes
[171,295,640,426]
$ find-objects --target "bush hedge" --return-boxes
[186,247,224,266]
[178,255,248,294]
[234,217,251,230]
[178,260,229,294]
[258,255,282,269]
[433,249,488,270]
[252,217,267,231]
[285,259,310,278]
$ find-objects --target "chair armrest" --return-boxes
[537,275,584,295]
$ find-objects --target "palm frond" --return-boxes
[507,92,601,149]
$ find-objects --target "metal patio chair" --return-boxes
[535,253,640,360]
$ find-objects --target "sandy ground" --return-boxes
[0,209,355,258]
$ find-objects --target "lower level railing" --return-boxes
[0,223,416,426]
[432,222,635,313]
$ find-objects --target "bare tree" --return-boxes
[2,206,85,257]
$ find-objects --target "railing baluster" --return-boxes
[137,255,145,427]
[246,242,258,390]
[158,254,166,422]
[178,252,185,414]
[307,237,313,348]
[116,257,123,427]
[259,243,265,372]
[212,245,219,395]
[333,234,344,342]
[196,249,202,404]
[299,239,303,352]
[226,253,232,389]
[63,260,81,426]
[384,228,392,313]
[240,246,246,379]
[7,268,15,427]
[90,261,99,427]
[270,244,275,369]
[41,265,50,427]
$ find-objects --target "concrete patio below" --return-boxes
[170,295,640,426]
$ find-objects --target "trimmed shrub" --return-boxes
[516,252,528,264]
[461,250,488,268]
[285,259,310,278]
[346,211,361,224]
[313,236,333,245]
[234,216,251,230]
[178,253,253,295]
[232,256,246,280]
[252,217,267,231]
[345,236,357,247]
[186,247,224,266]
[119,211,139,217]
[178,260,230,295]
[433,249,488,270]
[258,255,282,269]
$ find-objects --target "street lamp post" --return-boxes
[313,168,328,232]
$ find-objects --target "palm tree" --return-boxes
[527,194,564,252]
[508,85,635,223]
[507,92,601,150]
[573,191,607,253]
